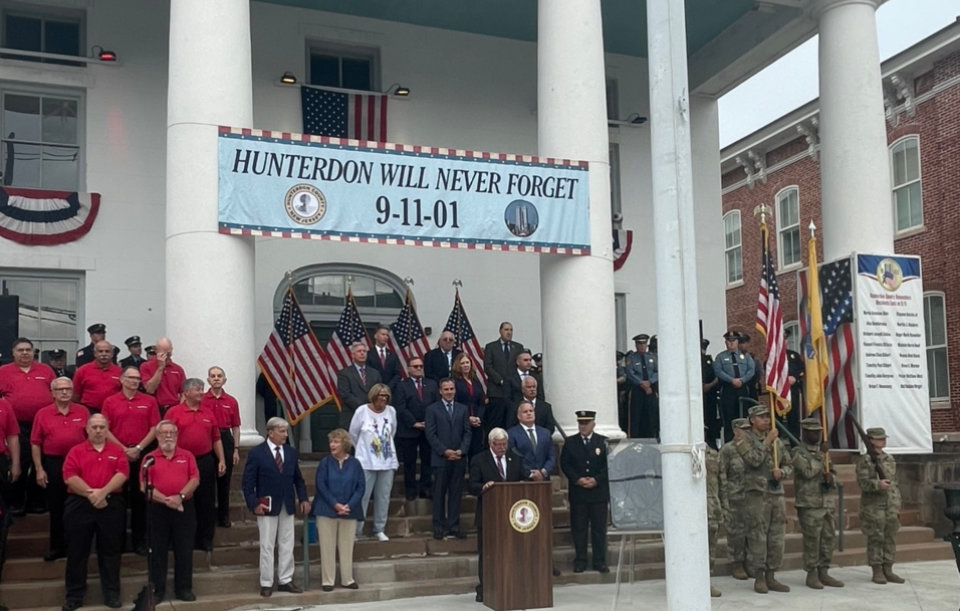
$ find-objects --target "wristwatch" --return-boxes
[135,445,143,451]
[178,493,186,500]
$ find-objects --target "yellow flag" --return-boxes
[804,235,829,413]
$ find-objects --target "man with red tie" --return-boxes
[200,366,241,528]
[71,341,122,413]
[366,326,402,391]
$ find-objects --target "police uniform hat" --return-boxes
[722,330,740,341]
[145,345,157,356]
[616,351,625,360]
[87,323,106,334]
[47,349,67,360]
[738,332,751,344]
[866,427,887,440]
[124,335,141,347]
[575,410,597,422]
[800,417,822,431]
[701,338,710,350]
[632,334,650,343]
[747,404,769,418]
[733,417,750,429]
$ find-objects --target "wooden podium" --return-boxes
[482,481,553,611]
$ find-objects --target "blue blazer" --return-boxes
[424,399,471,467]
[507,424,556,478]
[242,441,309,516]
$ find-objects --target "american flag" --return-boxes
[257,288,340,425]
[755,222,790,414]
[387,289,432,377]
[443,290,487,391]
[326,291,371,373]
[301,86,387,141]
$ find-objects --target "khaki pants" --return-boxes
[316,516,357,587]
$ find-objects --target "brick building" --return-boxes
[720,19,960,435]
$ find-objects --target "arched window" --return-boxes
[775,186,801,268]
[890,136,922,233]
[724,210,742,285]
[924,291,949,402]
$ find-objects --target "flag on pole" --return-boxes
[387,289,432,376]
[326,291,371,373]
[442,290,487,391]
[257,287,340,425]
[301,86,388,141]
[755,220,791,414]
[803,233,829,415]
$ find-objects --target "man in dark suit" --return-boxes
[504,350,545,412]
[507,401,556,481]
[423,331,461,383]
[241,418,310,598]
[366,326,402,392]
[482,322,524,432]
[560,410,610,573]
[394,356,439,500]
[468,427,524,603]
[425,378,471,539]
[336,342,381,429]
[784,328,805,440]
[505,375,555,431]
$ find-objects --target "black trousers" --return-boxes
[11,421,44,511]
[396,434,432,496]
[570,499,607,570]
[484,397,507,435]
[720,383,751,442]
[148,498,196,595]
[0,454,10,581]
[63,494,125,603]
[193,452,216,549]
[216,429,234,525]
[123,450,149,547]
[432,460,465,534]
[41,455,67,552]
[627,387,659,439]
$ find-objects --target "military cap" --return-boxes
[124,335,141,347]
[575,410,597,422]
[866,427,887,440]
[733,417,750,429]
[747,404,769,418]
[87,323,106,334]
[616,351,625,360]
[701,338,710,350]
[632,334,650,343]
[800,417,822,431]
[738,332,751,344]
[49,348,66,359]
[722,330,740,341]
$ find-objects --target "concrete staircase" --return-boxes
[4,453,954,610]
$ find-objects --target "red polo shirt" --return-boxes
[63,440,129,493]
[31,403,90,457]
[140,447,198,498]
[0,398,20,456]
[164,403,220,456]
[72,362,122,410]
[101,391,161,447]
[0,361,57,422]
[201,389,241,429]
[139,360,186,407]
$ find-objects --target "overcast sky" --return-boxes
[718,0,960,147]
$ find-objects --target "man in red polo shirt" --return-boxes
[0,396,21,593]
[72,341,122,413]
[31,377,90,562]
[140,338,186,416]
[0,337,56,515]
[61,413,128,610]
[201,366,241,528]
[140,419,199,602]
[165,378,225,552]
[102,366,160,555]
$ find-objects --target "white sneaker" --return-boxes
[375,532,390,542]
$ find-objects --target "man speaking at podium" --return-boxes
[468,427,524,603]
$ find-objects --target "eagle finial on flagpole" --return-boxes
[753,203,772,225]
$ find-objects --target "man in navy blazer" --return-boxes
[507,401,556,481]
[366,326,403,391]
[423,331,461,383]
[241,418,310,598]
[394,356,439,500]
[425,378,471,539]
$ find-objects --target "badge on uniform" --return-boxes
[595,447,601,456]
[739,354,745,360]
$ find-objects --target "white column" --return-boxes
[817,0,893,260]
[647,1,711,609]
[167,0,260,445]
[537,0,621,440]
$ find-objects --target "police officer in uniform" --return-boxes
[75,324,119,368]
[784,329,804,439]
[119,336,146,370]
[46,349,75,380]
[701,339,721,448]
[624,334,659,438]
[560,410,609,573]
[714,330,756,442]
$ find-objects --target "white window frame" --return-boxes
[923,291,949,404]
[305,41,380,92]
[614,293,627,354]
[890,135,923,234]
[724,210,743,286]
[0,2,85,60]
[775,186,801,270]
[609,141,622,219]
[0,268,85,358]
[784,320,800,354]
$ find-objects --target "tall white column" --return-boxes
[647,1,711,609]
[817,0,893,260]
[537,0,621,439]
[167,0,260,445]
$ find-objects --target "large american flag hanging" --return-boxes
[443,290,487,392]
[326,291,371,373]
[257,288,340,424]
[301,86,387,142]
[387,289,432,377]
[755,222,790,414]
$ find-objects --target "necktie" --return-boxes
[360,366,367,385]
[415,378,422,400]
[274,446,283,471]
[583,436,589,445]
[640,357,648,381]
[446,402,453,420]
[503,342,510,358]
[496,455,505,480]
[380,348,386,367]
[527,427,538,451]
[732,353,742,378]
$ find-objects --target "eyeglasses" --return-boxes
[52,387,73,392]
[158,430,177,436]
[123,376,141,381]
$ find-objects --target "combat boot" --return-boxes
[710,586,721,598]
[871,564,887,584]
[882,563,905,584]
[805,570,823,589]
[765,570,791,592]
[731,562,749,580]
[753,569,768,594]
[818,566,844,587]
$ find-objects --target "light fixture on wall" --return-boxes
[91,45,117,62]
[626,113,647,125]
[280,71,298,84]
[385,83,410,97]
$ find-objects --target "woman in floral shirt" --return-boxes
[348,383,398,541]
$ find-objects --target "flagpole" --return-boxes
[756,205,779,471]
[809,222,832,474]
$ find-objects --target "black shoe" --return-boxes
[153,590,165,603]
[277,581,303,593]
[595,566,610,573]
[452,530,467,539]
[322,586,334,592]
[134,543,149,556]
[61,601,82,611]
[419,490,432,499]
[405,492,417,501]
[433,529,444,540]
[103,596,122,608]
[217,518,231,528]
[475,585,483,602]
[10,506,25,518]
[175,590,196,601]
[553,567,561,577]
[44,549,66,562]
[27,505,47,514]
[573,566,586,573]
[344,581,359,590]
[260,586,273,597]
[194,542,213,552]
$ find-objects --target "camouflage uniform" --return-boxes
[719,438,746,565]
[856,450,900,566]
[738,429,792,578]
[705,446,722,570]
[792,442,838,572]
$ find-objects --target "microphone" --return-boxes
[142,456,156,470]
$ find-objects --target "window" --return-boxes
[924,292,949,402]
[614,293,627,354]
[1,88,82,189]
[1,8,82,65]
[609,142,621,218]
[776,187,801,268]
[0,271,83,359]
[890,136,922,232]
[605,78,619,121]
[308,43,378,91]
[784,320,800,354]
[723,210,742,285]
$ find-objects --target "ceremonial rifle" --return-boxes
[846,412,887,481]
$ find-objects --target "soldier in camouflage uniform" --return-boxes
[791,418,843,589]
[720,417,750,580]
[739,404,792,594]
[856,427,903,585]
[705,439,722,598]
